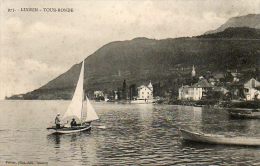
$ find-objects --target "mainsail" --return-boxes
[62,61,84,121]
[62,60,99,123]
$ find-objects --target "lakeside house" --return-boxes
[136,81,153,101]
[93,90,110,101]
[243,78,260,101]
[94,91,104,98]
[178,79,213,101]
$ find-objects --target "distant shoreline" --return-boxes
[4,99,260,109]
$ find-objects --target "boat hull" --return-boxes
[179,129,260,146]
[229,112,260,119]
[227,108,260,119]
[47,125,91,134]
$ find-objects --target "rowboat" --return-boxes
[47,60,99,134]
[229,111,260,119]
[179,129,260,146]
[226,108,260,119]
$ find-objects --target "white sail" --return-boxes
[85,98,99,122]
[62,61,84,121]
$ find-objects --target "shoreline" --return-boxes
[4,98,260,109]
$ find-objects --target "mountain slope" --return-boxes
[200,27,260,38]
[205,14,260,34]
[9,27,260,100]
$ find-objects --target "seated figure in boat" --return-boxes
[70,118,77,127]
[55,113,61,129]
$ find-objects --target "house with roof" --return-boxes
[178,85,203,100]
[94,91,104,98]
[94,90,105,100]
[178,79,213,101]
[243,78,260,101]
[136,81,153,101]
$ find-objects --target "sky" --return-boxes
[0,0,260,99]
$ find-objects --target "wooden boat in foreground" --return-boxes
[226,108,260,119]
[179,129,260,146]
[47,60,99,134]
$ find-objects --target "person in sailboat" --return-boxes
[70,118,77,127]
[55,113,61,129]
[47,60,99,134]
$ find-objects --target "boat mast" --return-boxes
[81,89,84,125]
[81,61,84,125]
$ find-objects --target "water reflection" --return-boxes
[176,106,202,131]
[46,131,97,165]
[192,106,202,122]
[136,104,154,122]
[47,134,61,146]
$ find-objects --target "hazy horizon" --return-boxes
[1,0,260,99]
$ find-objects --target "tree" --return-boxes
[129,84,137,100]
[117,88,121,100]
[122,80,127,100]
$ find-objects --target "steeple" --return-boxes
[148,80,153,91]
[191,65,196,77]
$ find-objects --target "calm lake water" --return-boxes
[0,100,259,166]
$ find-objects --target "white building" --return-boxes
[114,91,118,100]
[243,78,260,101]
[178,79,213,101]
[178,85,203,101]
[94,91,104,98]
[137,81,153,101]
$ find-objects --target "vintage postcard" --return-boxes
[0,0,259,165]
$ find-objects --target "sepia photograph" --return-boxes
[0,0,259,165]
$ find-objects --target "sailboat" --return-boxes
[47,60,99,134]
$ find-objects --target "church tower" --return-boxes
[148,81,153,92]
[191,65,196,77]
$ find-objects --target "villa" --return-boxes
[243,78,260,101]
[178,79,213,101]
[134,81,153,103]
